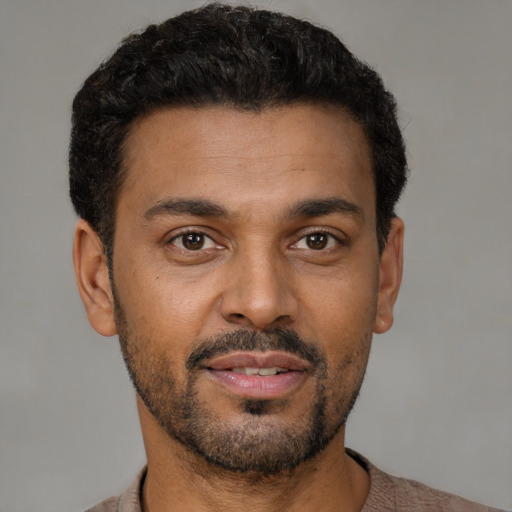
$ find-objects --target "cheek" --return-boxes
[298,264,378,393]
[113,258,221,356]
[302,267,379,339]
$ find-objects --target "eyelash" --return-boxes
[167,229,219,251]
[292,230,345,251]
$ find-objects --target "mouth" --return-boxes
[231,366,289,376]
[203,351,310,399]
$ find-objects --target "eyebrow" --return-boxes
[143,197,362,221]
[290,198,363,219]
[143,198,229,220]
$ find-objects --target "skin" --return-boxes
[74,104,403,511]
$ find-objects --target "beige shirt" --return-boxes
[85,450,506,512]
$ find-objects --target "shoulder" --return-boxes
[376,471,504,512]
[347,450,507,512]
[84,466,146,512]
[85,495,120,512]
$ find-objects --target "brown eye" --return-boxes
[293,232,338,251]
[182,233,205,250]
[306,233,329,250]
[170,232,217,251]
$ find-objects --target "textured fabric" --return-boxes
[85,466,146,512]
[347,451,507,512]
[85,451,507,511]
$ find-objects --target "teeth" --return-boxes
[231,367,288,376]
[258,367,280,376]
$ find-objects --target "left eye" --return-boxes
[170,232,218,251]
[295,232,338,250]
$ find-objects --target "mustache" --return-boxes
[186,328,324,370]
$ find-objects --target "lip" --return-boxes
[205,351,311,372]
[203,351,311,399]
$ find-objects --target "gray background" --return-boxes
[1,1,511,510]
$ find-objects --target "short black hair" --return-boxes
[69,3,408,258]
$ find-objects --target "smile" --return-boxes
[231,367,288,375]
[204,351,310,399]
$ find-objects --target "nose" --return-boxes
[220,248,299,330]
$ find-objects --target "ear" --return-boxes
[73,219,117,336]
[374,217,404,334]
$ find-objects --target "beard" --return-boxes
[114,298,370,476]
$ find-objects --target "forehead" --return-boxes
[120,104,374,218]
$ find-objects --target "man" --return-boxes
[69,4,503,511]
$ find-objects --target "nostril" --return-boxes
[225,312,251,326]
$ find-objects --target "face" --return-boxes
[88,104,401,474]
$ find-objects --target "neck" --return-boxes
[137,397,369,512]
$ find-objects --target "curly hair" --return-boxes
[69,3,408,258]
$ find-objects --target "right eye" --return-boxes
[169,232,217,251]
